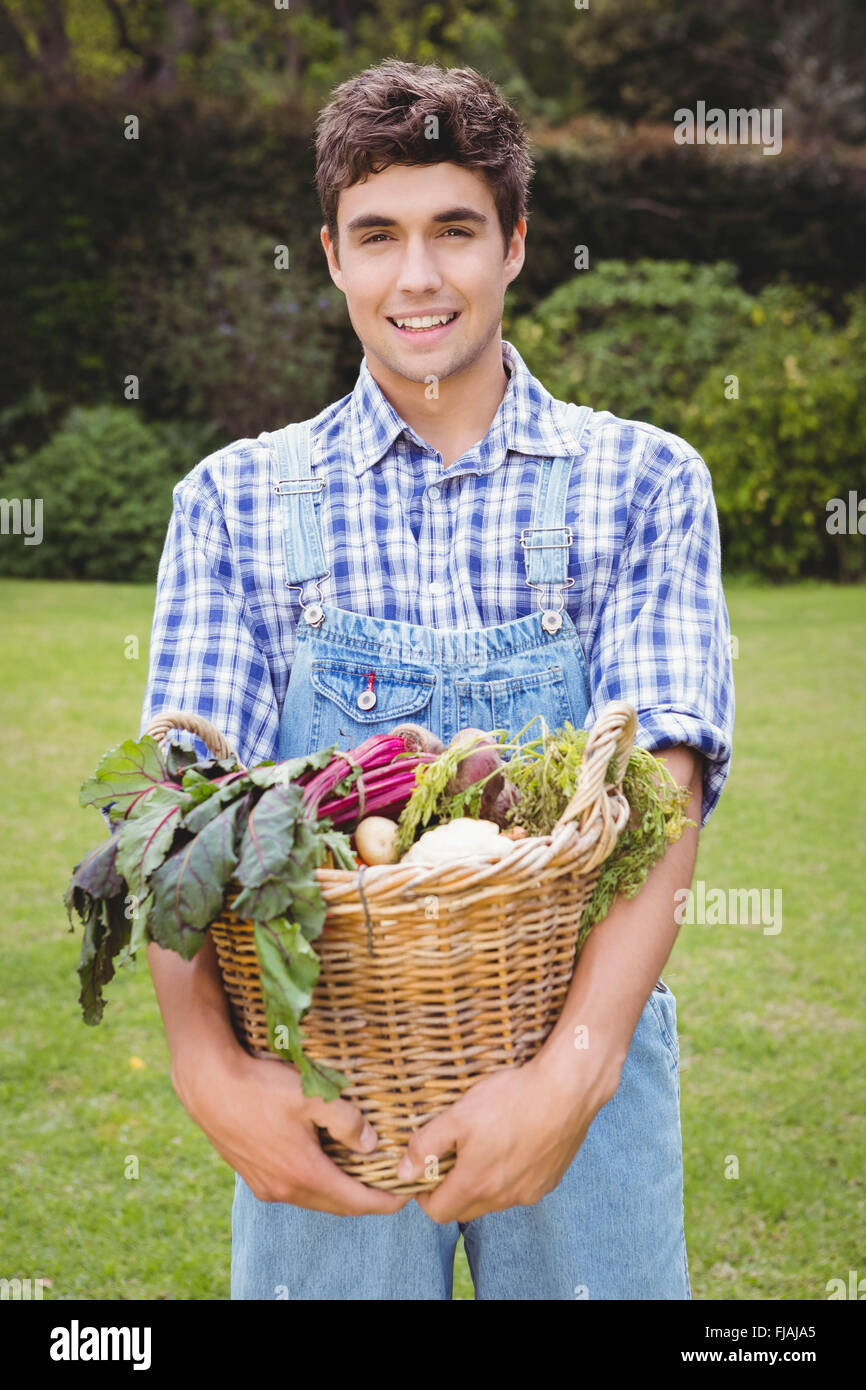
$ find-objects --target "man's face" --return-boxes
[320,161,525,386]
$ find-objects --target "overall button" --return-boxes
[541,609,563,634]
[357,689,377,710]
[303,602,324,627]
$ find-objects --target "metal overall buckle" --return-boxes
[274,474,328,626]
[287,574,330,627]
[519,525,574,633]
[274,478,326,497]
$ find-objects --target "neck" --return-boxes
[365,331,510,469]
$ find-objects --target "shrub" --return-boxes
[506,258,756,433]
[122,216,347,440]
[0,405,220,582]
[682,286,866,582]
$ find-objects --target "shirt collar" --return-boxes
[349,338,585,477]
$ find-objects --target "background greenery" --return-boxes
[1,0,865,582]
[1,576,863,1299]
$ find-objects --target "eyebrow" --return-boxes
[345,206,490,234]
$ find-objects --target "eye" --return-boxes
[361,227,472,245]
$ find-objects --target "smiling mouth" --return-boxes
[386,311,460,335]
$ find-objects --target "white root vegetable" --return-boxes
[400,817,517,866]
[354,816,399,865]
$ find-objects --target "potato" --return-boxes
[354,816,399,865]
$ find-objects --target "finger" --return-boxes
[414,1163,480,1224]
[301,1141,413,1216]
[397,1110,462,1184]
[308,1095,379,1156]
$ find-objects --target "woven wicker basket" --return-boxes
[143,701,637,1194]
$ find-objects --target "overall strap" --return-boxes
[521,402,593,587]
[268,420,328,592]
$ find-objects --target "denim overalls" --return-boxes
[230,408,690,1300]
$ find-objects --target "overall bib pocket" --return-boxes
[454,663,581,748]
[309,655,436,751]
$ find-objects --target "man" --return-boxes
[141,58,734,1300]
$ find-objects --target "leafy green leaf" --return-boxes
[319,822,357,870]
[246,745,336,789]
[115,786,188,902]
[231,785,326,928]
[68,735,383,1098]
[253,917,347,1100]
[115,890,151,969]
[123,782,189,820]
[78,893,131,1024]
[148,798,247,959]
[178,769,224,804]
[176,776,249,834]
[181,757,242,792]
[64,833,125,921]
[163,742,200,779]
[78,735,169,817]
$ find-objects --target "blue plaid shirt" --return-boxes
[140,338,734,827]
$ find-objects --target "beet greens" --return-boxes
[64,730,431,1100]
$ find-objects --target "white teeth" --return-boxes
[393,313,456,329]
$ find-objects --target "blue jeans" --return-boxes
[231,981,690,1300]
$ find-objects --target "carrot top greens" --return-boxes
[394,715,695,947]
[503,719,695,946]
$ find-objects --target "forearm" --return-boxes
[537,745,702,1089]
[146,934,242,1095]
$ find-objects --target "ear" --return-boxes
[503,215,526,288]
[320,225,345,293]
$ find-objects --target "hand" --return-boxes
[172,1042,411,1217]
[396,1050,621,1224]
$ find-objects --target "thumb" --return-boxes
[308,1096,378,1155]
[397,1111,460,1183]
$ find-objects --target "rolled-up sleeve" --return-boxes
[140,469,280,770]
[584,452,735,828]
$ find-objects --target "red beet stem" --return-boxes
[299,735,408,807]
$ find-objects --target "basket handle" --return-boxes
[142,709,245,768]
[551,701,638,835]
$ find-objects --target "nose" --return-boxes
[394,233,445,298]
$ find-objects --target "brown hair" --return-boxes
[314,58,534,263]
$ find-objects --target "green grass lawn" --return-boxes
[1,576,864,1301]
